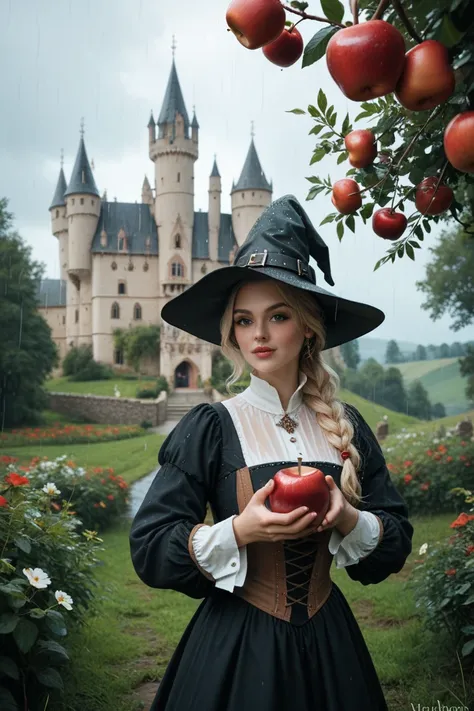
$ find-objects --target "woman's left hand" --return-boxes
[315,475,359,536]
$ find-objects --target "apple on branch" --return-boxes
[372,208,407,240]
[444,111,474,174]
[262,25,304,67]
[415,177,453,215]
[326,20,406,101]
[331,179,362,214]
[226,0,286,50]
[344,130,377,169]
[269,463,330,529]
[395,40,455,112]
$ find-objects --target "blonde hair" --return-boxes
[220,279,364,507]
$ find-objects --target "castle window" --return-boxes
[91,199,95,206]
[62,315,66,325]
[171,262,184,277]
[252,192,255,197]
[177,172,180,183]
[242,192,245,199]
[75,309,79,323]
[111,261,117,270]
[134,303,142,320]
[114,348,124,365]
[56,209,59,218]
[111,302,120,319]
[118,237,126,251]
[71,198,75,206]
[80,198,84,205]
[174,234,181,249]
[118,281,126,295]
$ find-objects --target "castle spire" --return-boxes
[49,159,68,210]
[210,156,220,178]
[232,136,271,192]
[64,122,100,198]
[157,49,190,133]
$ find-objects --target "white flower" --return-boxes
[419,543,428,555]
[23,567,51,589]
[42,482,61,496]
[55,590,73,610]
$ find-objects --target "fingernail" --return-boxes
[310,512,317,518]
[266,480,273,487]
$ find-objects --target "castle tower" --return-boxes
[231,133,272,246]
[149,55,198,299]
[49,154,69,282]
[142,175,153,206]
[208,157,221,262]
[63,124,101,347]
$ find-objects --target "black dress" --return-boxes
[129,402,413,711]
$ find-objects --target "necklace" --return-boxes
[275,411,299,434]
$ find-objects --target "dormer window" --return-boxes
[171,262,184,277]
[100,229,107,247]
[118,228,127,252]
[174,234,181,249]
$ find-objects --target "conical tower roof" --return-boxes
[157,60,190,131]
[232,139,271,192]
[49,167,67,210]
[210,157,220,178]
[64,138,100,197]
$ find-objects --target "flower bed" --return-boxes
[410,490,474,661]
[0,422,144,447]
[0,470,102,710]
[383,431,473,515]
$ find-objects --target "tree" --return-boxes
[431,402,447,418]
[385,339,402,363]
[449,341,464,357]
[378,366,408,412]
[0,199,58,427]
[415,344,427,360]
[113,325,161,373]
[340,339,361,370]
[407,380,433,419]
[416,226,474,332]
[460,344,474,405]
[439,342,451,357]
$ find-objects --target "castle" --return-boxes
[37,58,275,389]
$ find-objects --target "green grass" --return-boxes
[55,513,471,711]
[386,357,458,381]
[44,376,157,398]
[339,388,419,432]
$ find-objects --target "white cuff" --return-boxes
[191,516,248,592]
[329,511,381,569]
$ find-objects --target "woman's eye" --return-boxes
[272,313,288,321]
[234,318,250,326]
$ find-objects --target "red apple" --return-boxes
[262,25,303,67]
[444,111,474,174]
[269,466,330,528]
[395,40,455,112]
[415,177,453,215]
[326,20,406,101]
[344,129,377,168]
[226,0,286,50]
[331,178,362,214]
[372,208,407,240]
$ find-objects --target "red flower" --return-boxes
[420,482,430,491]
[434,454,441,461]
[404,460,413,468]
[5,473,29,487]
[460,455,467,461]
[446,456,453,463]
[107,494,114,501]
[438,444,447,454]
[450,513,474,529]
[404,474,413,484]
[465,545,474,556]
[445,568,457,576]
[0,495,8,508]
[426,450,433,457]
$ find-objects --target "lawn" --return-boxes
[339,388,419,432]
[386,357,458,382]
[44,376,157,399]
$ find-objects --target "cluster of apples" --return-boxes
[226,0,474,241]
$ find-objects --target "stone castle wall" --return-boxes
[48,390,167,426]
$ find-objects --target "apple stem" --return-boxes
[298,457,302,476]
[283,4,345,28]
[350,0,359,25]
[391,0,423,43]
[371,0,390,21]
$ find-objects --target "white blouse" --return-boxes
[191,371,381,592]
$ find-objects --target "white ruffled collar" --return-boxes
[240,371,307,415]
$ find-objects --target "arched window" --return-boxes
[171,262,183,277]
[55,209,59,218]
[114,348,124,365]
[134,303,142,320]
[118,281,126,295]
[75,309,79,323]
[174,234,181,249]
[111,302,120,319]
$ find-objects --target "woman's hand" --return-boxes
[315,475,359,536]
[232,479,319,547]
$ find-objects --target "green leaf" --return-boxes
[34,667,64,690]
[337,151,348,165]
[286,108,306,115]
[29,608,47,619]
[302,26,339,68]
[36,639,70,662]
[317,89,327,114]
[397,245,405,259]
[408,241,421,249]
[422,219,431,233]
[309,124,323,136]
[310,147,327,164]
[341,113,351,136]
[0,613,19,634]
[329,112,337,127]
[321,0,344,23]
[345,215,356,233]
[462,639,474,657]
[45,610,67,637]
[307,105,320,118]
[406,243,415,261]
[320,213,337,225]
[414,226,424,240]
[360,203,374,220]
[0,686,18,711]
[0,656,20,680]
[13,536,31,554]
[458,582,472,595]
[337,221,344,241]
[13,618,38,654]
[307,186,325,200]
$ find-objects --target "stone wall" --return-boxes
[48,389,168,426]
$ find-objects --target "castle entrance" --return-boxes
[174,361,190,388]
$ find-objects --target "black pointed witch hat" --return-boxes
[161,194,385,350]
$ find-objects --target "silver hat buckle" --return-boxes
[247,249,268,267]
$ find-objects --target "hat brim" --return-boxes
[160,265,385,350]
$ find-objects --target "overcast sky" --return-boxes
[1,0,472,347]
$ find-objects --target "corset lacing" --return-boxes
[283,535,319,607]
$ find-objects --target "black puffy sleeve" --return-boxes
[129,403,222,599]
[342,404,414,585]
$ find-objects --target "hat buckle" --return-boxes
[247,249,268,267]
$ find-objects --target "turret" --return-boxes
[49,159,69,281]
[142,175,154,206]
[191,109,199,144]
[148,111,156,144]
[231,136,272,246]
[208,157,221,262]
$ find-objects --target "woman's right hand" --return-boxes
[232,479,319,547]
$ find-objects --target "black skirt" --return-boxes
[151,583,387,711]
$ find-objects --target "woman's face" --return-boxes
[232,280,312,378]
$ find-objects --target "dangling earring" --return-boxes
[304,337,313,360]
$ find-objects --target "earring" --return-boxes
[304,337,313,360]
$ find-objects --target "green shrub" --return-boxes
[140,420,153,430]
[136,387,158,399]
[0,470,102,709]
[383,432,473,515]
[410,489,474,660]
[62,345,93,377]
[155,375,169,394]
[70,361,112,382]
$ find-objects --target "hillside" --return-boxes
[358,336,418,364]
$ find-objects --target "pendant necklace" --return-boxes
[275,410,299,435]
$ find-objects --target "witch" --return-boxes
[129,194,414,711]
